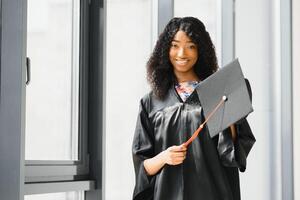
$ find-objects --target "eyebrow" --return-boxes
[172,39,195,43]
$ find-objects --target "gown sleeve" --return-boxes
[132,99,155,200]
[216,79,256,172]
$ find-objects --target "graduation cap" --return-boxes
[184,58,253,147]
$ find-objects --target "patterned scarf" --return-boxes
[175,81,199,102]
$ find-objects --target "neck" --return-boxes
[174,71,200,83]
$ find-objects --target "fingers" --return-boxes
[168,155,186,165]
[165,145,187,165]
[169,145,187,152]
[173,153,186,160]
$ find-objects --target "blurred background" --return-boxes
[0,0,299,200]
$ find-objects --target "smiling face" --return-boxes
[169,30,199,82]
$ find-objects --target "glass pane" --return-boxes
[106,0,153,199]
[25,0,80,160]
[25,191,84,200]
[174,0,222,66]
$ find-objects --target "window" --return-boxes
[25,0,90,185]
[1,0,103,198]
[26,0,80,161]
[22,0,105,198]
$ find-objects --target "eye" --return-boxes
[187,44,196,49]
[171,43,178,48]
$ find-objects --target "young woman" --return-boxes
[132,17,255,200]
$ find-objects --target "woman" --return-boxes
[132,17,255,200]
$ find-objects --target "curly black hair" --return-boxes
[147,17,219,99]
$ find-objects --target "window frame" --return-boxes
[0,0,27,199]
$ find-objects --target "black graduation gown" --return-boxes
[132,85,255,200]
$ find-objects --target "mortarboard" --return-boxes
[184,58,253,147]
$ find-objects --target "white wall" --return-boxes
[174,0,222,63]
[293,0,300,199]
[105,0,152,199]
[235,0,273,199]
[235,0,296,199]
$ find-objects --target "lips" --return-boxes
[175,59,189,65]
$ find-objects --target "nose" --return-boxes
[177,47,186,58]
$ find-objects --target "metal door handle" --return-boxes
[26,57,31,85]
